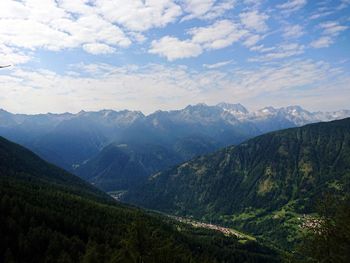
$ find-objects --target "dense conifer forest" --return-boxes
[0,136,280,262]
[124,118,350,249]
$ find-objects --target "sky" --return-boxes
[0,0,349,114]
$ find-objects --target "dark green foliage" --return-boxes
[124,118,350,248]
[75,139,218,193]
[294,194,350,262]
[0,136,111,203]
[173,135,217,160]
[75,143,182,192]
[0,135,280,262]
[0,179,191,263]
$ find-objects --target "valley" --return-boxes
[1,106,350,262]
[1,103,349,194]
[0,136,281,262]
[2,1,349,261]
[170,215,254,240]
[123,117,350,249]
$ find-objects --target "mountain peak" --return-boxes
[258,106,278,114]
[0,108,11,115]
[184,103,209,110]
[283,105,309,113]
[217,102,249,114]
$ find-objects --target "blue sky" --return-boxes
[0,0,349,114]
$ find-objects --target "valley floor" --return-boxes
[170,215,255,240]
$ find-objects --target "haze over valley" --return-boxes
[1,103,349,192]
[1,0,349,262]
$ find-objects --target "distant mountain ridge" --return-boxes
[2,103,348,132]
[0,103,349,192]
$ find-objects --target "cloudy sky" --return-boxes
[0,0,349,114]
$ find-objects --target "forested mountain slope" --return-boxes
[124,118,350,248]
[0,136,280,262]
[75,143,182,191]
[0,136,109,202]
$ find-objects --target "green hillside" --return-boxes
[0,136,110,203]
[0,136,280,262]
[124,118,350,248]
[75,143,181,192]
[75,139,217,193]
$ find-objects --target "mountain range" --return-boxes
[1,103,349,192]
[123,118,350,248]
[1,105,349,260]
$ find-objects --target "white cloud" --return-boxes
[0,44,31,65]
[234,60,327,93]
[243,34,263,48]
[149,36,202,61]
[180,0,235,21]
[309,11,333,20]
[189,20,247,49]
[320,21,348,35]
[0,0,190,61]
[149,20,247,60]
[250,45,275,53]
[201,0,236,20]
[338,0,350,9]
[239,10,269,32]
[128,32,147,43]
[251,43,304,61]
[310,21,347,49]
[267,43,304,59]
[0,19,70,51]
[0,64,204,114]
[243,0,264,8]
[0,0,132,58]
[310,36,333,48]
[1,60,348,114]
[82,43,116,55]
[283,25,305,39]
[95,0,182,31]
[180,0,215,20]
[203,60,233,69]
[277,0,306,13]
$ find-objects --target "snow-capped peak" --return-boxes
[217,102,249,114]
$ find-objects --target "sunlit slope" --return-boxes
[124,118,350,247]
